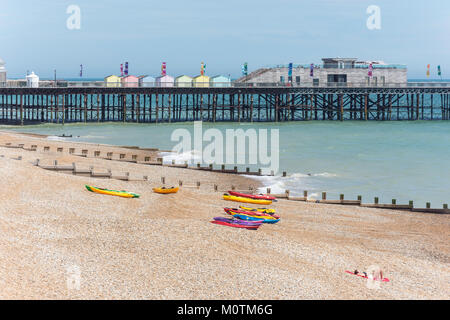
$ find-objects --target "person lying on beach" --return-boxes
[354,269,384,280]
[354,270,368,277]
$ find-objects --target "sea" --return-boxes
[3,120,450,207]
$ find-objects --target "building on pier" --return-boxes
[104,75,121,87]
[210,75,231,87]
[26,71,39,88]
[155,74,174,87]
[0,57,6,83]
[193,75,210,87]
[175,75,193,87]
[121,75,139,88]
[139,75,156,87]
[236,57,407,86]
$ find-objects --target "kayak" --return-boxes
[211,218,261,230]
[153,186,179,194]
[239,206,276,214]
[224,207,280,219]
[232,213,280,224]
[227,208,280,219]
[228,190,277,201]
[85,185,140,198]
[213,217,262,226]
[223,194,272,205]
[345,271,390,282]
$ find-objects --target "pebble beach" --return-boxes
[0,130,449,300]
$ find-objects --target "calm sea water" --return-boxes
[4,121,450,207]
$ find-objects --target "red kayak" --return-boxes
[224,207,280,219]
[345,271,390,282]
[211,220,260,230]
[228,191,277,201]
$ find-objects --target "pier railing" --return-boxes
[1,80,449,89]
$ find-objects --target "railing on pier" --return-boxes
[1,80,449,89]
[264,63,408,70]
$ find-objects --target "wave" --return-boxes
[290,172,338,178]
[79,135,106,139]
[46,136,68,141]
[243,171,338,196]
[161,150,202,164]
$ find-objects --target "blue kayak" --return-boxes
[232,214,280,224]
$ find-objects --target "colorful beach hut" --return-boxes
[139,75,155,87]
[193,75,210,88]
[155,74,174,87]
[210,75,231,87]
[121,75,139,88]
[104,75,121,88]
[175,75,193,87]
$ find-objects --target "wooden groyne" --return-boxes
[0,86,449,124]
[2,141,448,215]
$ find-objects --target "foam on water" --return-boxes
[245,171,339,196]
[161,150,202,164]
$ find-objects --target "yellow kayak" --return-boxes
[85,185,139,198]
[239,206,276,214]
[153,186,179,194]
[223,194,272,205]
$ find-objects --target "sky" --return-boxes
[0,0,449,79]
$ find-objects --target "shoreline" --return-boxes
[0,130,449,299]
[2,129,449,213]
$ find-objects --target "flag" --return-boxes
[438,65,441,76]
[368,63,373,78]
[120,64,123,77]
[80,64,83,77]
[201,62,205,76]
[161,62,166,76]
[288,63,293,77]
[124,62,129,76]
[310,63,314,77]
[242,62,248,76]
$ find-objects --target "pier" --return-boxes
[0,83,449,124]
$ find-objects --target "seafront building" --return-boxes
[139,75,155,87]
[156,74,174,87]
[236,58,407,86]
[210,75,231,87]
[0,57,6,83]
[26,71,39,88]
[121,75,139,88]
[175,75,194,87]
[193,75,210,87]
[104,75,121,87]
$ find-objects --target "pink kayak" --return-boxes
[228,191,277,201]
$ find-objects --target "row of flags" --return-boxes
[78,62,443,79]
[427,64,442,78]
[285,63,315,81]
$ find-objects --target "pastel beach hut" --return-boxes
[104,75,121,88]
[175,75,193,87]
[139,75,155,87]
[121,75,139,88]
[155,74,174,87]
[210,75,231,87]
[193,75,210,88]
